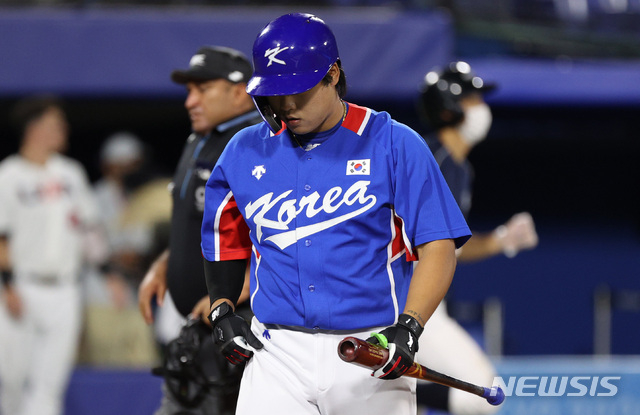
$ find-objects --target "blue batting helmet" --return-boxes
[246,13,340,97]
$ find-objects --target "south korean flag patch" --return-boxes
[347,159,370,175]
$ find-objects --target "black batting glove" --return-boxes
[366,313,423,380]
[208,302,263,365]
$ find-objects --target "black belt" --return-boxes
[27,273,62,285]
[263,323,380,335]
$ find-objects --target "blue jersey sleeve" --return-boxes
[201,141,252,262]
[391,122,471,250]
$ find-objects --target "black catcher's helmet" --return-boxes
[418,61,496,130]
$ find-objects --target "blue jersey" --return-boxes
[201,103,470,331]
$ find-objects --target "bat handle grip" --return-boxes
[482,386,505,406]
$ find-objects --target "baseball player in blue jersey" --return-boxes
[200,13,471,414]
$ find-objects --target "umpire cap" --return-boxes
[171,46,253,84]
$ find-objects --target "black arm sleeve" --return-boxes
[203,258,247,306]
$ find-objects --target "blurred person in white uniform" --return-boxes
[0,95,102,415]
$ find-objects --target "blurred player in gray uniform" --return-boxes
[0,95,102,415]
[415,61,539,415]
[137,46,260,415]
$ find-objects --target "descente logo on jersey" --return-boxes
[252,165,266,180]
[244,180,377,250]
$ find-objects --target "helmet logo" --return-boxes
[265,46,290,67]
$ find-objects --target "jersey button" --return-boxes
[308,284,315,292]
[305,239,311,246]
[304,184,311,191]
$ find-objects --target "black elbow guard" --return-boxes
[203,258,247,306]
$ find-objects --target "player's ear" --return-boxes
[230,82,252,107]
[231,82,246,99]
[328,63,340,86]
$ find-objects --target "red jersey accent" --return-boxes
[274,121,286,136]
[342,102,369,135]
[217,196,252,260]
[392,214,417,261]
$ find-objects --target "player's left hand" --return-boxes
[366,314,423,380]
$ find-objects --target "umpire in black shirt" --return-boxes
[138,46,261,415]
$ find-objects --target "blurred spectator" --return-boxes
[414,62,538,415]
[92,130,171,294]
[95,132,145,252]
[0,94,103,415]
[86,132,145,306]
[78,131,167,368]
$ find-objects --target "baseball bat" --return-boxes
[337,336,505,406]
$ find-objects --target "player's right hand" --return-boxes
[209,301,263,364]
[138,269,166,324]
[190,295,213,324]
[138,251,169,324]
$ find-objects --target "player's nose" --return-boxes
[279,95,297,111]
